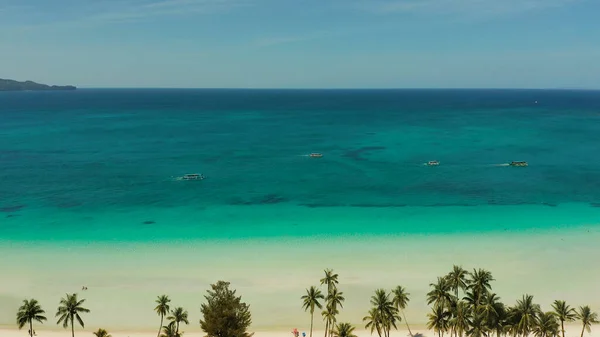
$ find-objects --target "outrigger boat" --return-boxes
[181,173,205,180]
[427,160,440,166]
[509,161,528,167]
[310,153,323,158]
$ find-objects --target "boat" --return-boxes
[182,173,205,180]
[309,153,323,158]
[427,160,440,166]
[509,161,528,167]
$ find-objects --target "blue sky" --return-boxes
[1,0,599,88]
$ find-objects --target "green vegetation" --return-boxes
[93,328,112,337]
[302,285,325,337]
[155,295,172,337]
[0,78,76,91]
[553,300,577,337]
[168,307,189,335]
[302,266,598,337]
[16,299,47,337]
[320,269,344,337]
[160,322,180,337]
[11,271,598,337]
[55,293,90,337]
[577,306,599,337]
[332,322,358,337]
[199,280,253,337]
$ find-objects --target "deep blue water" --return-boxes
[1,89,600,239]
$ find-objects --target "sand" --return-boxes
[0,326,597,337]
[1,226,600,331]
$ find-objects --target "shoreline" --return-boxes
[2,227,599,330]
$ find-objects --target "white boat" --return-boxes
[181,173,205,180]
[427,160,440,166]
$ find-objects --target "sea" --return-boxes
[1,89,600,242]
[2,89,600,330]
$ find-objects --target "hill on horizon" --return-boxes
[0,78,76,91]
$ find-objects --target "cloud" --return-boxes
[355,0,584,17]
[90,0,251,23]
[0,0,251,29]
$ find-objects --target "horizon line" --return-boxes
[72,87,600,91]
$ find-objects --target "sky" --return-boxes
[1,0,600,88]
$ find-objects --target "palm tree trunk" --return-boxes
[580,324,585,337]
[157,314,164,337]
[324,318,329,337]
[71,317,75,337]
[29,319,33,337]
[329,319,335,337]
[310,311,314,337]
[561,321,565,337]
[401,309,413,336]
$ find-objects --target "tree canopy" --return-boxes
[199,281,253,337]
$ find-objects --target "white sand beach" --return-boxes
[1,224,600,332]
[0,326,597,337]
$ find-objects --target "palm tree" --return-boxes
[428,305,450,337]
[427,277,453,309]
[320,269,339,294]
[450,301,471,337]
[167,307,189,335]
[463,291,478,309]
[364,307,383,337]
[55,293,90,337]
[321,269,340,337]
[322,307,339,337]
[155,295,171,337]
[576,306,599,337]
[392,286,413,336]
[16,299,47,337]
[302,286,325,337]
[447,266,469,299]
[332,322,358,337]
[505,306,520,337]
[468,269,494,306]
[552,300,576,337]
[370,289,399,337]
[512,294,541,337]
[467,313,489,337]
[486,298,507,337]
[478,293,502,327]
[533,312,559,337]
[160,321,180,337]
[326,289,345,337]
[93,329,112,337]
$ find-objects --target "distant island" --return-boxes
[0,78,76,91]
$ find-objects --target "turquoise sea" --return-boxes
[3,89,600,330]
[1,89,600,242]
